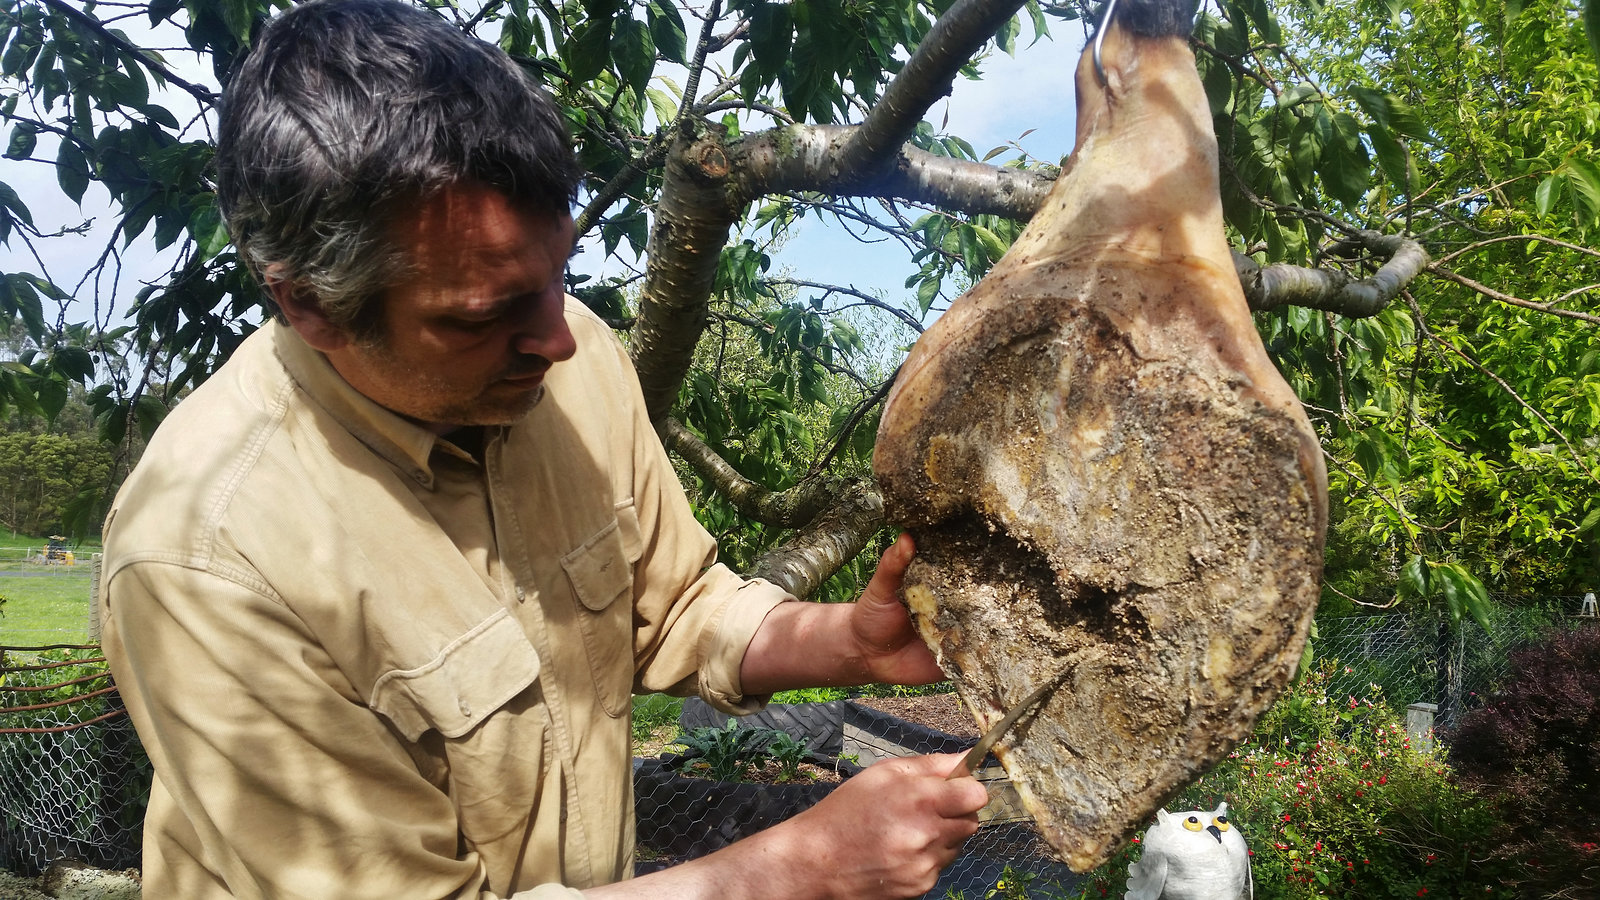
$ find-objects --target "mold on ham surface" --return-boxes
[872,0,1327,872]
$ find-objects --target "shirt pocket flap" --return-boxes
[561,518,633,612]
[369,609,540,742]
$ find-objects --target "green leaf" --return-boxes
[1318,112,1370,207]
[1577,505,1600,535]
[1536,173,1561,217]
[610,17,655,101]
[564,18,613,84]
[1,273,46,338]
[56,139,90,204]
[645,88,678,127]
[1367,122,1412,194]
[647,0,688,64]
[49,347,94,382]
[750,2,793,78]
[0,181,33,232]
[1564,157,1600,226]
[1399,553,1429,599]
[5,123,37,160]
[915,277,939,314]
[134,394,169,441]
[996,15,1019,55]
[189,202,230,261]
[1435,563,1494,633]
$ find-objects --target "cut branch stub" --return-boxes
[872,0,1327,873]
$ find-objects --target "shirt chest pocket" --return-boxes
[560,503,641,717]
[369,608,542,742]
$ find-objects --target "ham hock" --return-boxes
[872,0,1328,872]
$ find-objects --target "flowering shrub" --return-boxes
[1071,664,1515,899]
[1446,623,1600,896]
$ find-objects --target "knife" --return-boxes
[946,665,1073,780]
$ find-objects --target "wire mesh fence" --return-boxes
[0,595,1594,890]
[0,645,148,877]
[1315,600,1585,729]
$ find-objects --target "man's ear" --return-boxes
[265,268,349,353]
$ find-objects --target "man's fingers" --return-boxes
[861,533,915,607]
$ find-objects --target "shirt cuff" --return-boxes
[698,575,794,715]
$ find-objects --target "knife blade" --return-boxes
[946,666,1073,780]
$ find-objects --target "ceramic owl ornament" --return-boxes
[1124,802,1252,900]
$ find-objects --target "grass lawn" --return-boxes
[0,528,100,645]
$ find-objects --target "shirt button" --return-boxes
[458,698,472,717]
[515,585,527,602]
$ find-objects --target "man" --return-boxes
[98,1,989,898]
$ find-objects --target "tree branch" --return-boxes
[1233,230,1430,318]
[1428,264,1600,327]
[38,0,218,107]
[659,418,840,527]
[833,0,1030,181]
[751,481,886,599]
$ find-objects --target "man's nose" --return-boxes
[513,293,577,362]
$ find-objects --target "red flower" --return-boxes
[1378,775,1387,785]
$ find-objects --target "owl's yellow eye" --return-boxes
[1182,816,1204,832]
[1212,816,1231,832]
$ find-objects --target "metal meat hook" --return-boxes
[1093,0,1120,86]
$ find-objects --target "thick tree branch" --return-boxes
[1234,230,1430,318]
[751,482,886,599]
[833,0,1030,180]
[737,125,1055,218]
[631,129,744,420]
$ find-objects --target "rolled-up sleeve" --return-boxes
[102,562,584,900]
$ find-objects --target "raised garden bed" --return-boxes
[635,696,1081,897]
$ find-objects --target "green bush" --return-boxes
[770,686,851,704]
[1071,664,1516,899]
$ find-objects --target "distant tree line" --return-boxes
[0,396,113,539]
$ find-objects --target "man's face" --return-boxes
[323,183,578,432]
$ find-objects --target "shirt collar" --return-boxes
[270,321,476,489]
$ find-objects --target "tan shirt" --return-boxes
[100,302,792,899]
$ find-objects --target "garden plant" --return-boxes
[1447,624,1600,896]
[1069,664,1517,899]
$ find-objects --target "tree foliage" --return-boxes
[0,428,111,535]
[0,0,1597,613]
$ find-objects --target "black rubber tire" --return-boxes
[678,698,845,756]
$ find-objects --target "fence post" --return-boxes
[87,553,103,642]
[1405,702,1438,752]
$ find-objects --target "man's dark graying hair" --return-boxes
[216,0,581,339]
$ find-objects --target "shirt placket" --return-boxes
[482,425,597,889]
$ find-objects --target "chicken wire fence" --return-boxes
[0,644,147,877]
[1313,600,1588,729]
[0,598,1593,889]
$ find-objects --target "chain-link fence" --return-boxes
[0,644,148,877]
[1315,601,1585,729]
